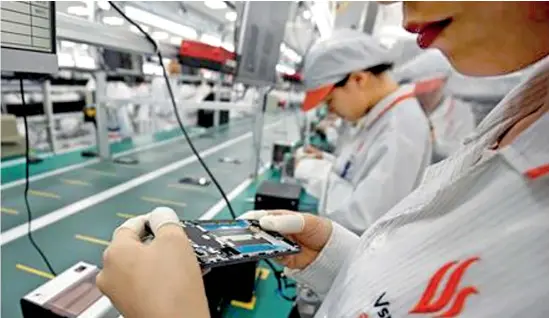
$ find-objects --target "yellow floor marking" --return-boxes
[256,267,270,280]
[61,178,91,186]
[141,196,187,208]
[231,295,257,310]
[1,207,18,215]
[116,213,137,219]
[117,164,142,170]
[167,183,209,192]
[85,168,117,177]
[75,234,110,246]
[28,189,61,199]
[16,264,55,280]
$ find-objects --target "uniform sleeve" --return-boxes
[285,222,359,297]
[325,126,339,147]
[323,116,431,235]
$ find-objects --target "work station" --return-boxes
[2,1,547,318]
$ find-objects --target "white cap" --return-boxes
[301,29,393,111]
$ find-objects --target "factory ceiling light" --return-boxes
[201,34,222,47]
[222,42,235,52]
[225,11,237,22]
[67,6,89,17]
[170,36,183,46]
[129,24,150,34]
[125,6,198,40]
[97,1,110,11]
[102,16,124,26]
[152,31,169,41]
[204,1,227,10]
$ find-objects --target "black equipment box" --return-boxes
[255,180,302,211]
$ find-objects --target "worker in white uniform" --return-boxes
[293,29,432,234]
[394,49,476,162]
[96,2,549,318]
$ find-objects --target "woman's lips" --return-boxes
[405,18,453,49]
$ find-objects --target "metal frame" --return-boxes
[54,13,180,159]
[56,13,178,58]
[1,2,59,75]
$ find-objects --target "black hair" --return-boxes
[334,63,394,88]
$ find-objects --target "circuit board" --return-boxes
[182,219,300,269]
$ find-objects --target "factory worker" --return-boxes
[96,2,549,318]
[394,49,476,161]
[294,29,432,234]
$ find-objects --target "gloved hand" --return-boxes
[239,210,332,270]
[303,145,324,159]
[96,207,209,318]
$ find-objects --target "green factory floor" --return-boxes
[1,113,302,318]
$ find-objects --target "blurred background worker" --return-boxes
[294,29,432,235]
[393,49,476,162]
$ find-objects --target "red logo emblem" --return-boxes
[409,257,480,318]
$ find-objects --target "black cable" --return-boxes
[20,78,57,276]
[263,259,296,302]
[109,2,295,302]
[109,1,236,219]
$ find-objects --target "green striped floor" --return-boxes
[1,114,307,318]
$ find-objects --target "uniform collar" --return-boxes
[465,54,549,145]
[465,54,549,179]
[357,84,416,130]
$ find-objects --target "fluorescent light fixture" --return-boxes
[204,1,227,10]
[143,63,163,75]
[310,2,333,38]
[276,64,296,75]
[75,55,96,69]
[61,41,76,48]
[152,31,169,41]
[130,24,150,34]
[67,6,89,17]
[222,42,235,52]
[280,43,302,63]
[125,6,198,39]
[97,0,110,10]
[225,11,237,22]
[302,10,311,20]
[102,16,124,26]
[170,36,183,46]
[201,34,222,47]
[58,53,75,68]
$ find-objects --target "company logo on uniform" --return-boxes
[409,257,480,318]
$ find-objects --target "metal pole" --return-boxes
[213,75,222,127]
[41,80,58,154]
[94,71,110,159]
[251,87,267,179]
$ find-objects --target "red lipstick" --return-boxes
[405,18,452,49]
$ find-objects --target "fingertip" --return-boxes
[260,214,304,234]
[148,206,181,236]
[238,210,267,220]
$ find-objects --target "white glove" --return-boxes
[114,206,180,239]
[239,210,305,234]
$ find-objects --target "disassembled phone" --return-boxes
[144,219,300,269]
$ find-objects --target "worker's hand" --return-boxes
[239,210,332,270]
[316,119,332,133]
[96,207,209,318]
[303,145,324,159]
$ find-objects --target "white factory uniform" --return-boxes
[288,55,549,317]
[429,95,476,161]
[296,85,432,235]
